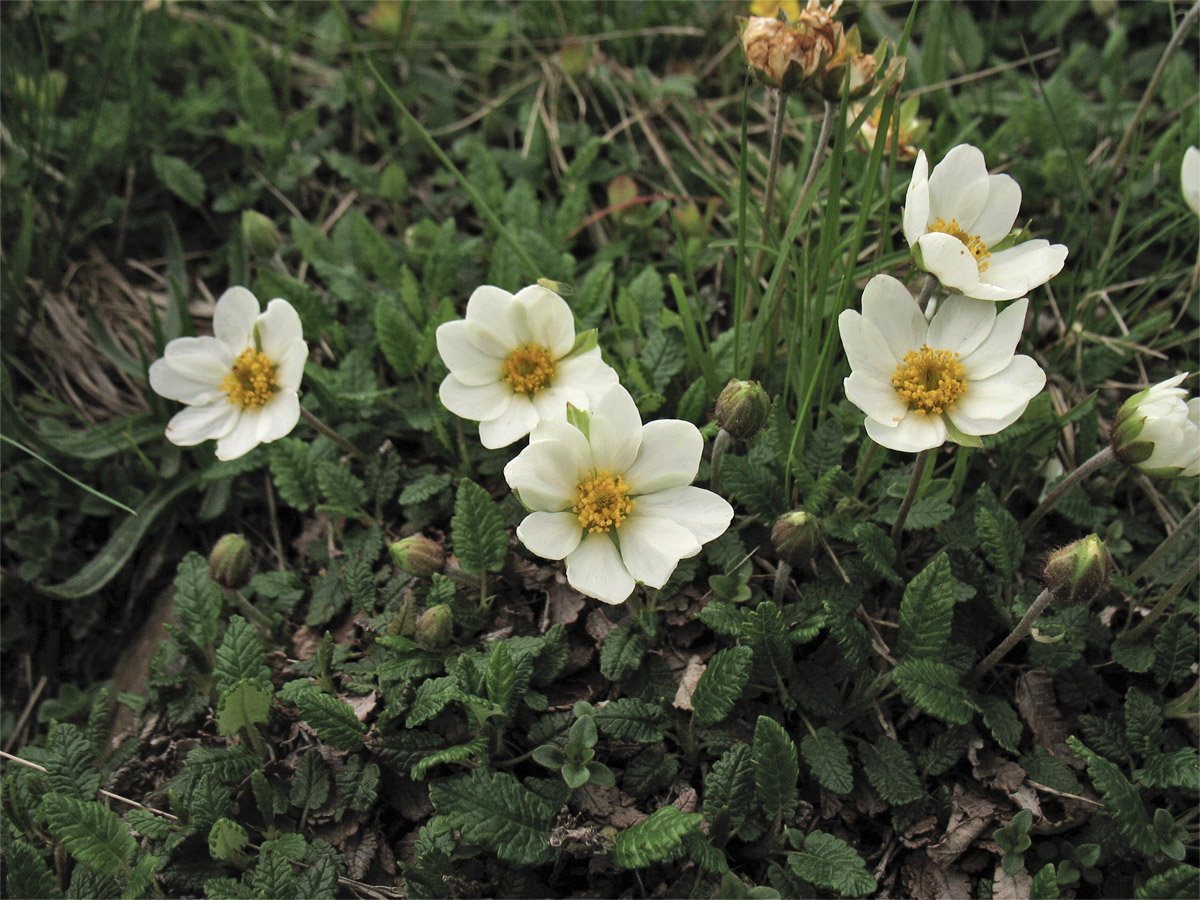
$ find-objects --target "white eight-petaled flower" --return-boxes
[504,385,734,605]
[149,287,307,461]
[1111,373,1200,479]
[903,143,1068,301]
[838,274,1046,452]
[437,283,619,449]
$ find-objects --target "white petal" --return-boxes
[587,385,642,473]
[216,415,263,460]
[838,309,901,382]
[861,275,928,359]
[845,371,908,426]
[512,285,577,357]
[212,287,260,349]
[437,320,503,386]
[865,412,947,452]
[959,298,1028,380]
[951,355,1045,432]
[630,486,733,545]
[975,241,1068,299]
[439,375,513,422]
[566,533,636,605]
[557,351,620,405]
[530,385,584,421]
[257,298,303,359]
[621,420,702,494]
[149,347,228,405]
[517,511,583,560]
[926,295,999,359]
[478,396,541,449]
[917,232,984,294]
[505,434,589,511]
[256,391,300,443]
[1182,146,1200,216]
[966,174,1021,245]
[617,516,701,589]
[274,341,308,392]
[464,285,519,354]
[902,150,930,246]
[465,318,519,360]
[927,144,991,225]
[164,402,239,446]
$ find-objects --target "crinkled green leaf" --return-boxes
[860,736,923,805]
[486,641,519,714]
[451,479,508,575]
[289,750,331,810]
[44,723,101,801]
[406,676,463,728]
[1134,747,1200,790]
[612,805,703,868]
[893,658,978,725]
[269,438,318,511]
[980,695,1024,754]
[185,745,260,783]
[593,698,666,743]
[216,680,273,739]
[703,743,756,833]
[316,460,368,516]
[428,769,555,866]
[788,831,877,898]
[752,716,799,820]
[214,616,271,694]
[251,841,300,900]
[896,553,957,661]
[801,727,854,795]
[1124,687,1163,756]
[742,600,792,688]
[294,690,366,752]
[171,551,223,648]
[1068,737,1157,856]
[411,736,487,781]
[1134,865,1200,900]
[601,625,648,682]
[4,839,64,900]
[38,793,135,877]
[692,646,754,727]
[208,818,249,862]
[975,487,1023,578]
[1153,616,1194,686]
[853,522,903,586]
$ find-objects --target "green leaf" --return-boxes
[893,658,978,725]
[600,626,648,682]
[860,736,923,805]
[151,153,205,207]
[38,793,135,877]
[752,716,799,821]
[216,680,273,739]
[1134,747,1200,790]
[451,479,508,575]
[1030,862,1061,900]
[697,599,748,636]
[853,522,903,585]
[4,839,64,900]
[169,552,223,648]
[214,616,271,693]
[376,297,421,378]
[44,723,101,800]
[1135,865,1200,900]
[294,691,366,752]
[788,831,877,898]
[269,438,319,511]
[1124,687,1163,756]
[411,736,488,781]
[184,773,234,830]
[742,600,792,688]
[904,497,955,530]
[126,809,173,840]
[722,447,786,521]
[704,744,757,840]
[405,676,463,728]
[1068,737,1157,856]
[121,854,161,900]
[980,695,1024,754]
[486,642,519,714]
[251,841,300,899]
[296,840,342,900]
[185,745,260,783]
[896,553,957,660]
[801,728,854,795]
[428,770,555,866]
[45,474,202,600]
[612,806,703,868]
[399,471,453,506]
[623,748,678,799]
[209,818,249,862]
[593,698,666,743]
[692,646,754,727]
[336,759,382,814]
[316,460,368,516]
[975,487,1023,578]
[289,750,331,810]
[1153,616,1194,686]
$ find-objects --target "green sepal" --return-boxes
[943,417,985,449]
[563,328,599,361]
[566,404,591,438]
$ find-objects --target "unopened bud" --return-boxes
[772,510,822,569]
[1043,534,1113,606]
[210,534,253,590]
[389,535,445,578]
[715,379,771,440]
[415,604,454,649]
[1110,374,1200,479]
[241,210,279,257]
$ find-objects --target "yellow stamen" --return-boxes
[501,343,556,394]
[928,217,990,272]
[222,348,278,411]
[891,345,967,415]
[574,471,635,533]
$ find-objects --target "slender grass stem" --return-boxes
[300,407,369,462]
[1129,503,1199,584]
[852,441,880,499]
[973,587,1055,679]
[891,448,931,544]
[783,99,836,243]
[1021,446,1115,538]
[1122,559,1200,642]
[760,89,789,237]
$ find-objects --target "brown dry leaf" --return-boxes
[585,606,620,643]
[969,744,1026,795]
[291,625,323,661]
[926,786,997,870]
[347,691,378,722]
[1016,669,1082,768]
[992,863,1032,900]
[574,782,646,829]
[898,814,938,849]
[671,655,705,712]
[546,580,587,626]
[344,829,379,881]
[902,851,973,900]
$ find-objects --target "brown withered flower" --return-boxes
[739,0,845,93]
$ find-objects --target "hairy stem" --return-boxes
[973,587,1055,679]
[1021,445,1115,538]
[891,447,931,544]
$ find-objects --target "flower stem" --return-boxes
[761,89,789,233]
[973,587,1055,679]
[1020,445,1115,539]
[916,273,938,315]
[231,589,275,634]
[891,447,931,544]
[300,407,370,462]
[1122,558,1200,643]
[852,441,880,499]
[783,99,836,243]
[1128,503,1199,584]
[710,428,733,494]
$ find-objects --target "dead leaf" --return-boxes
[1016,669,1082,768]
[574,782,646,829]
[546,580,587,626]
[926,786,996,869]
[344,829,379,881]
[671,655,705,712]
[991,863,1032,900]
[902,851,973,900]
[585,607,620,643]
[347,691,377,722]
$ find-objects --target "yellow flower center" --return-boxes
[501,343,556,394]
[221,348,278,411]
[928,217,990,272]
[574,471,635,533]
[891,345,967,415]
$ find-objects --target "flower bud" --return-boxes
[715,379,771,440]
[772,509,821,569]
[210,534,253,590]
[415,604,454,649]
[389,535,445,578]
[1110,374,1200,478]
[241,210,280,257]
[1043,534,1113,606]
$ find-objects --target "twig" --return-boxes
[0,750,180,821]
[3,676,47,754]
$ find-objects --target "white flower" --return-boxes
[149,287,307,461]
[838,274,1046,452]
[1111,373,1200,478]
[436,283,619,449]
[1182,146,1200,216]
[903,144,1068,301]
[503,385,734,605]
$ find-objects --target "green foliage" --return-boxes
[269,439,320,511]
[316,460,369,517]
[974,486,1024,578]
[787,831,877,897]
[860,736,923,805]
[428,770,555,866]
[752,716,799,821]
[994,809,1033,877]
[742,601,792,690]
[979,695,1024,754]
[216,680,273,740]
[1134,747,1200,790]
[451,479,508,575]
[704,744,756,835]
[208,818,249,863]
[214,616,271,693]
[593,698,666,743]
[44,723,101,801]
[289,750,331,811]
[5,839,64,900]
[895,554,957,661]
[294,690,366,752]
[600,625,648,682]
[612,806,704,868]
[38,793,136,877]
[893,659,978,725]
[1135,865,1200,900]
[1068,737,1157,857]
[172,552,222,648]
[853,522,903,585]
[692,646,754,727]
[801,727,854,795]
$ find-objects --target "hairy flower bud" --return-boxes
[1043,534,1113,606]
[415,604,454,649]
[389,535,445,578]
[715,379,771,440]
[1110,373,1200,478]
[241,210,280,257]
[772,510,822,569]
[210,534,253,590]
